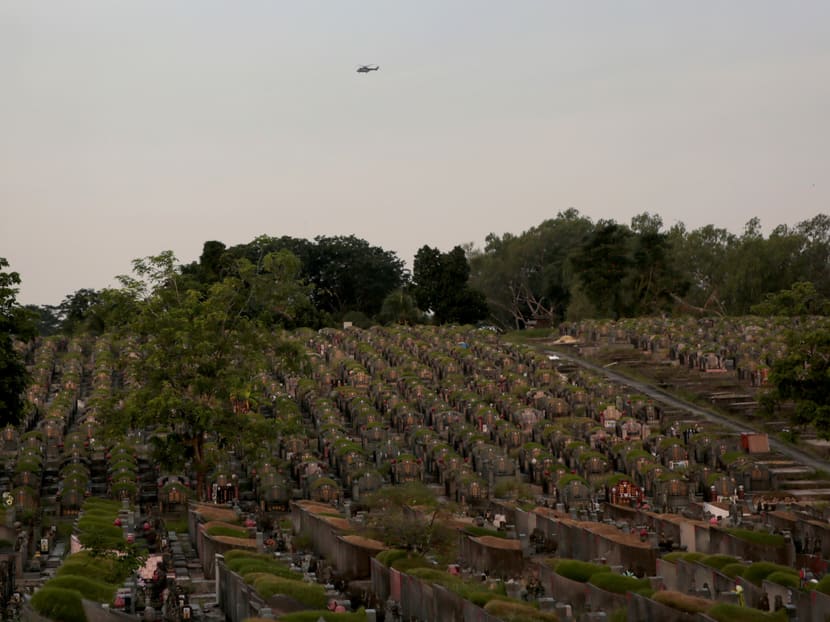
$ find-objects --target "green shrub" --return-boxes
[390,556,433,573]
[226,558,301,580]
[31,586,87,622]
[652,590,712,614]
[810,574,830,595]
[376,549,407,567]
[662,551,706,564]
[276,611,366,622]
[707,602,788,622]
[207,525,250,539]
[720,563,749,578]
[464,525,510,539]
[248,575,327,608]
[726,528,786,547]
[588,572,651,595]
[483,599,559,621]
[42,575,118,603]
[57,551,131,585]
[765,571,800,589]
[743,562,797,586]
[554,559,612,583]
[700,554,739,570]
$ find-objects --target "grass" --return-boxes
[726,528,786,547]
[31,587,88,622]
[720,562,749,578]
[699,554,739,570]
[588,572,652,596]
[376,548,407,567]
[274,611,366,622]
[651,590,712,614]
[207,524,250,539]
[42,575,118,604]
[707,602,788,622]
[554,559,612,583]
[164,517,189,533]
[662,551,706,564]
[765,571,800,589]
[407,568,510,607]
[245,573,327,608]
[464,525,510,539]
[809,574,830,595]
[742,562,797,587]
[483,599,560,621]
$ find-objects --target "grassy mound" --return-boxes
[554,559,612,583]
[725,528,786,547]
[483,599,559,621]
[588,572,652,596]
[743,562,797,586]
[651,590,712,615]
[31,587,87,622]
[42,575,117,604]
[708,602,788,622]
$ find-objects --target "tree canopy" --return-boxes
[0,258,35,427]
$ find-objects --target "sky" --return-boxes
[1,2,828,306]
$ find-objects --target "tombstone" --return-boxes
[365,610,377,622]
[258,608,274,619]
[538,597,556,611]
[555,602,573,621]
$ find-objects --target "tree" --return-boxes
[378,289,423,325]
[413,246,489,325]
[751,282,829,316]
[0,258,34,427]
[119,250,309,497]
[762,327,830,437]
[570,221,634,318]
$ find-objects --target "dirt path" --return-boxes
[546,347,830,474]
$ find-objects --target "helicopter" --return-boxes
[356,64,379,73]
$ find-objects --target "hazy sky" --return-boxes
[2,2,828,306]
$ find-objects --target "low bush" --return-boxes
[743,562,797,586]
[376,549,407,567]
[707,602,788,622]
[275,611,366,622]
[464,525,510,539]
[554,559,612,583]
[720,562,749,578]
[700,554,739,570]
[31,587,87,622]
[248,575,327,608]
[810,574,830,595]
[57,551,128,584]
[765,571,800,589]
[588,572,652,596]
[226,558,301,580]
[390,555,433,573]
[651,590,712,614]
[42,575,118,604]
[725,528,786,547]
[207,524,250,539]
[483,599,559,621]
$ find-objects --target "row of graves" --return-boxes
[185,322,830,621]
[11,322,830,620]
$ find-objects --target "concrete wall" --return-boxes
[459,534,524,579]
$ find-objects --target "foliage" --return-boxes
[245,573,327,608]
[464,525,510,539]
[742,561,797,586]
[651,590,712,614]
[707,602,788,622]
[275,610,366,622]
[0,257,35,427]
[206,524,250,539]
[42,574,118,604]
[720,562,748,578]
[588,572,652,595]
[809,574,830,595]
[413,245,489,325]
[765,571,800,589]
[699,554,739,570]
[763,327,830,437]
[725,529,786,547]
[407,568,509,607]
[483,599,560,621]
[31,586,88,622]
[553,559,612,583]
[751,281,829,316]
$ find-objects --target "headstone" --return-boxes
[554,602,573,621]
[538,597,556,611]
[365,609,377,622]
[258,607,274,619]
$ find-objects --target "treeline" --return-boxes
[25,210,830,336]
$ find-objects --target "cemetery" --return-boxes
[4,318,830,621]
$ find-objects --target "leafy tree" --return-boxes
[751,282,829,316]
[57,288,102,334]
[119,250,309,497]
[570,221,634,318]
[25,304,62,336]
[762,328,830,436]
[378,289,423,325]
[470,209,594,328]
[0,258,34,427]
[413,246,488,325]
